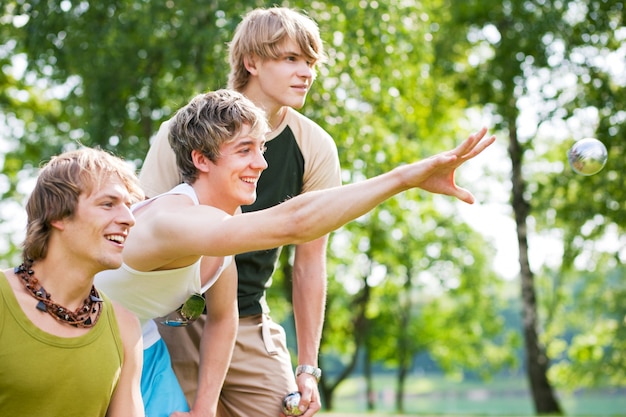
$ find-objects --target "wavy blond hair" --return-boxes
[23,147,143,261]
[169,89,269,184]
[227,7,327,92]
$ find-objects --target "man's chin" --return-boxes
[286,97,307,110]
[244,194,258,206]
[101,259,123,272]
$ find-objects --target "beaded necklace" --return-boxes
[14,260,103,328]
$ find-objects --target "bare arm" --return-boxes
[141,128,495,263]
[107,304,144,417]
[291,237,327,416]
[170,262,238,417]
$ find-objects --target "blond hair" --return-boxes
[227,7,327,92]
[169,89,269,184]
[23,147,143,261]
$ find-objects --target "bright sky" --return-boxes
[455,132,521,281]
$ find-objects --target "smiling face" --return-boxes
[204,124,268,213]
[53,175,136,274]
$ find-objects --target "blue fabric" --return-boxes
[141,338,190,417]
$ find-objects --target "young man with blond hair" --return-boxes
[0,148,145,416]
[138,8,495,417]
[140,7,340,416]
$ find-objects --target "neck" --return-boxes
[240,86,287,131]
[28,258,95,309]
[191,180,239,216]
[16,259,103,328]
[268,106,287,132]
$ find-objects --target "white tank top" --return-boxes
[95,183,232,348]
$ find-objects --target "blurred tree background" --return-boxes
[1,0,624,415]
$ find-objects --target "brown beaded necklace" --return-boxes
[14,260,103,328]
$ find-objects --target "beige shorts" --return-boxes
[158,313,297,417]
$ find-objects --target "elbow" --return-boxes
[281,210,318,245]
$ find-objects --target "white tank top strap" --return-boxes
[132,183,199,213]
[199,255,233,294]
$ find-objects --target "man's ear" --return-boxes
[50,219,65,231]
[191,150,212,173]
[243,55,258,75]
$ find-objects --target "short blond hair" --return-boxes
[227,7,327,92]
[169,89,269,184]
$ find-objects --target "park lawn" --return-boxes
[318,374,626,417]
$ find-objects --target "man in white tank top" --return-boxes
[99,88,495,417]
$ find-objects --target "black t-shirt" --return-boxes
[236,126,304,316]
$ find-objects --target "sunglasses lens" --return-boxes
[180,294,205,321]
[160,294,205,327]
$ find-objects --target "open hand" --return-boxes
[401,127,496,204]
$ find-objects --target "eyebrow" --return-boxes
[231,137,261,150]
[278,49,302,57]
[278,49,316,65]
[93,189,129,203]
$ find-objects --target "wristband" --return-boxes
[295,364,322,382]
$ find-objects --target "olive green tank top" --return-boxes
[0,271,124,416]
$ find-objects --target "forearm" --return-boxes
[191,264,238,416]
[266,137,486,246]
[191,309,237,416]
[259,168,409,247]
[293,290,324,366]
[292,239,328,366]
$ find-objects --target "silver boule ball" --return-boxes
[282,391,304,416]
[567,138,608,176]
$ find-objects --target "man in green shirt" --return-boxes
[0,148,144,417]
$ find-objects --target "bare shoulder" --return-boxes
[1,267,15,286]
[137,193,228,227]
[110,301,142,343]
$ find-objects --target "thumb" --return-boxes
[453,186,475,204]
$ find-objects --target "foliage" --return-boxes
[0,0,263,259]
[446,0,626,397]
[2,0,625,413]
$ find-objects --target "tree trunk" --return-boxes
[365,348,375,411]
[395,360,408,414]
[319,271,371,410]
[508,122,563,415]
[395,267,413,413]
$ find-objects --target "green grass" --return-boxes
[318,374,626,417]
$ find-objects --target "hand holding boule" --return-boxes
[282,391,305,416]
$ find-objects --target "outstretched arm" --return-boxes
[148,128,495,260]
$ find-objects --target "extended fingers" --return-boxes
[453,185,476,205]
[449,127,487,157]
[451,127,495,162]
[461,133,496,161]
